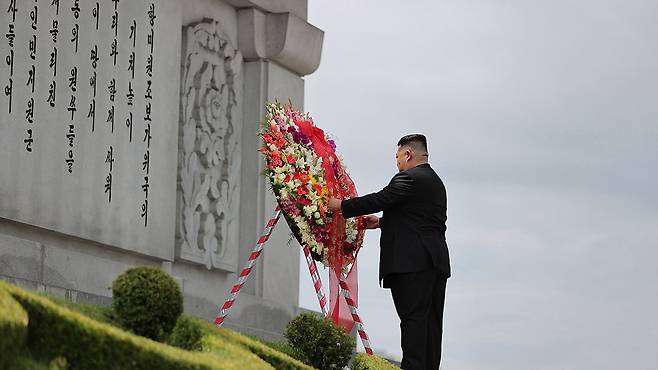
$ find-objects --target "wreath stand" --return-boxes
[213,207,374,355]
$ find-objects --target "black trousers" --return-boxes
[384,269,447,370]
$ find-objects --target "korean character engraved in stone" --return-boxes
[5,49,13,114]
[50,19,58,42]
[4,78,12,114]
[145,55,153,77]
[27,65,35,93]
[141,176,149,198]
[143,123,151,147]
[90,45,99,69]
[147,4,156,26]
[107,105,114,132]
[87,96,95,132]
[147,28,154,54]
[25,97,34,123]
[128,51,135,79]
[70,0,79,19]
[6,24,16,48]
[111,10,119,36]
[106,146,114,171]
[92,2,99,30]
[125,111,132,142]
[29,35,37,60]
[47,80,56,107]
[68,66,77,92]
[105,172,113,202]
[105,146,114,202]
[30,5,37,30]
[108,78,116,102]
[70,23,78,53]
[90,73,97,96]
[24,129,33,152]
[51,0,60,16]
[49,46,57,76]
[141,199,148,227]
[145,79,152,99]
[126,81,134,105]
[8,0,17,22]
[67,95,75,120]
[6,49,13,75]
[144,101,151,124]
[110,38,118,66]
[142,149,149,174]
[66,124,75,147]
[65,150,74,172]
[129,19,136,48]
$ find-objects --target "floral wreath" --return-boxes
[259,102,365,272]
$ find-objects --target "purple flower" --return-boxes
[327,139,336,151]
[331,158,340,175]
[287,126,310,146]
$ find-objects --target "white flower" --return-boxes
[314,212,320,219]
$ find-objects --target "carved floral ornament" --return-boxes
[177,19,242,270]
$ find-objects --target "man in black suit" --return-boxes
[328,134,450,370]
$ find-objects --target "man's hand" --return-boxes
[328,197,342,212]
[363,215,380,229]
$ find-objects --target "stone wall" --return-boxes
[0,0,323,341]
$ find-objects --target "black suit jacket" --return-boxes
[341,163,451,283]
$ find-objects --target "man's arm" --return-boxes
[340,172,414,218]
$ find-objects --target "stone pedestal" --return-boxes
[0,0,323,340]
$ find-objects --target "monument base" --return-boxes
[0,217,311,342]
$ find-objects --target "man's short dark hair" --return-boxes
[398,134,428,155]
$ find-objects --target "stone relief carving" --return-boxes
[177,19,242,270]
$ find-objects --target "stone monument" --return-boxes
[0,0,323,340]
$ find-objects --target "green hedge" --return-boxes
[353,353,400,370]
[0,285,29,369]
[167,315,206,351]
[197,319,314,370]
[0,281,269,370]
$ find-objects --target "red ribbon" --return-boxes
[296,118,363,332]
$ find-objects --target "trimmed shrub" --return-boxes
[264,341,311,367]
[0,285,28,369]
[353,353,400,370]
[112,266,183,341]
[167,315,205,351]
[284,313,355,370]
[1,280,256,370]
[200,321,314,370]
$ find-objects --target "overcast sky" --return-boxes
[297,1,658,368]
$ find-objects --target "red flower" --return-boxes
[269,151,283,168]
